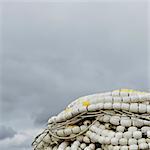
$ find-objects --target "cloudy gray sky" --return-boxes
[0,1,150,150]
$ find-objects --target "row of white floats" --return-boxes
[32,89,150,150]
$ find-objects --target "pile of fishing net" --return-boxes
[32,89,150,150]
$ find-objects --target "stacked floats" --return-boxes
[32,89,150,150]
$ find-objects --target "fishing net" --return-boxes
[32,89,150,150]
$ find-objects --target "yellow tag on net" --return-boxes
[82,101,90,107]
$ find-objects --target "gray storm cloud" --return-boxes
[1,1,149,149]
[0,126,17,140]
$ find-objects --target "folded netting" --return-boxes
[32,89,150,150]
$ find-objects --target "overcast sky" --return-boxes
[0,1,150,150]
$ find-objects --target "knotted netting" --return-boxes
[32,89,150,150]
